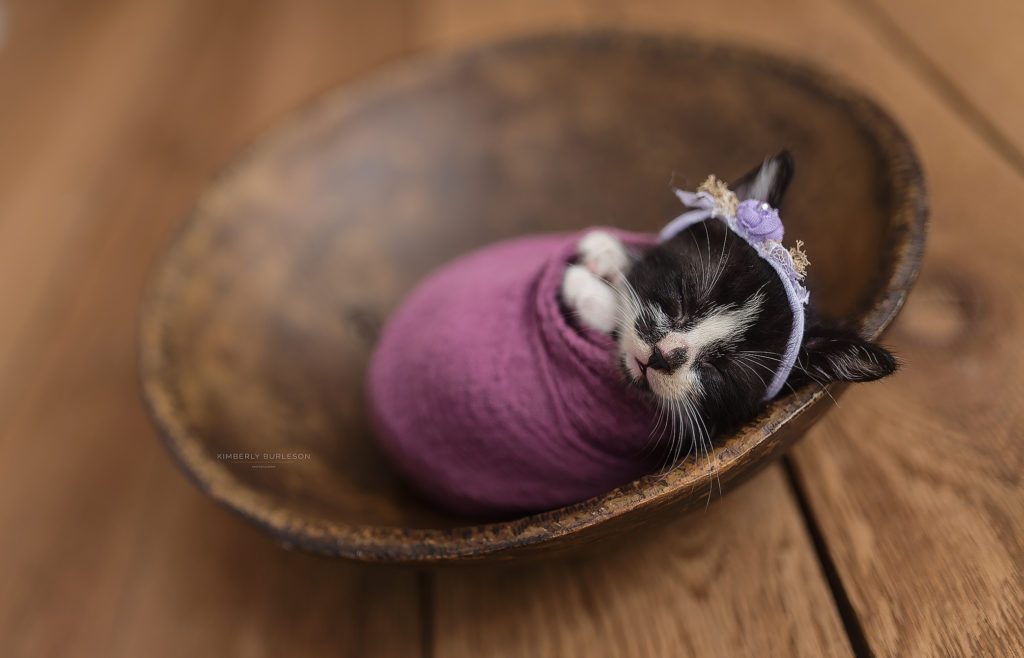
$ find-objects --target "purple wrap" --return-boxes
[367,231,660,516]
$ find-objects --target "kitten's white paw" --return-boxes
[562,264,618,334]
[577,230,629,282]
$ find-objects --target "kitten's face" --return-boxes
[617,220,792,434]
[569,150,897,448]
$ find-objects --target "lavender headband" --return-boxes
[659,175,810,401]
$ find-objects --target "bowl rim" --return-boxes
[138,30,928,564]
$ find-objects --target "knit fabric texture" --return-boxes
[367,230,660,516]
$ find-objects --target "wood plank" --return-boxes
[0,0,191,421]
[434,467,853,658]
[632,2,1024,654]
[0,2,421,656]
[846,0,1024,167]
[415,1,1024,655]
[0,0,413,422]
[2,0,1020,655]
[777,7,1024,643]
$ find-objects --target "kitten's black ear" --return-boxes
[733,150,794,207]
[789,324,898,387]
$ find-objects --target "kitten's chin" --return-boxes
[645,370,697,404]
[647,372,673,400]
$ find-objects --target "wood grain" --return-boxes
[783,17,1024,653]
[0,0,1021,655]
[608,1,1024,656]
[415,0,1024,655]
[0,0,188,422]
[434,468,853,658]
[847,0,1024,166]
[0,1,422,656]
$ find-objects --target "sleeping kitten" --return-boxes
[561,151,897,459]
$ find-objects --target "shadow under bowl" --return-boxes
[139,32,927,565]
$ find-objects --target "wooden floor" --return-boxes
[1,1,1021,656]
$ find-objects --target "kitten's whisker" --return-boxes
[690,401,716,490]
[733,358,768,391]
[677,401,693,466]
[707,225,729,294]
[679,397,720,509]
[742,350,784,359]
[672,401,687,473]
[793,359,841,407]
[735,355,778,377]
[701,221,713,295]
[618,275,648,325]
[665,399,691,475]
[688,227,710,296]
[625,278,645,321]
[643,397,670,457]
[707,251,730,299]
[683,398,716,510]
[736,353,780,369]
[735,355,784,398]
[737,356,782,377]
[613,284,641,322]
[661,399,679,473]
[737,349,782,360]
[671,402,683,468]
[741,357,782,368]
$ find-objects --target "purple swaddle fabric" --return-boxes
[367,230,661,516]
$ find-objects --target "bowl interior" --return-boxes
[140,33,925,563]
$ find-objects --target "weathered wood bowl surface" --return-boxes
[139,33,927,564]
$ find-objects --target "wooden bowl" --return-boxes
[139,32,927,564]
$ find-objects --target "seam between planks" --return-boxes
[418,570,436,658]
[841,0,1024,177]
[783,456,874,658]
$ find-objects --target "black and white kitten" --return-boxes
[561,152,897,456]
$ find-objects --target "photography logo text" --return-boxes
[215,452,312,470]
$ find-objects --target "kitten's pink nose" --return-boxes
[644,341,688,374]
[656,334,690,358]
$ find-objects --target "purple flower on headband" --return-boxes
[736,199,784,243]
